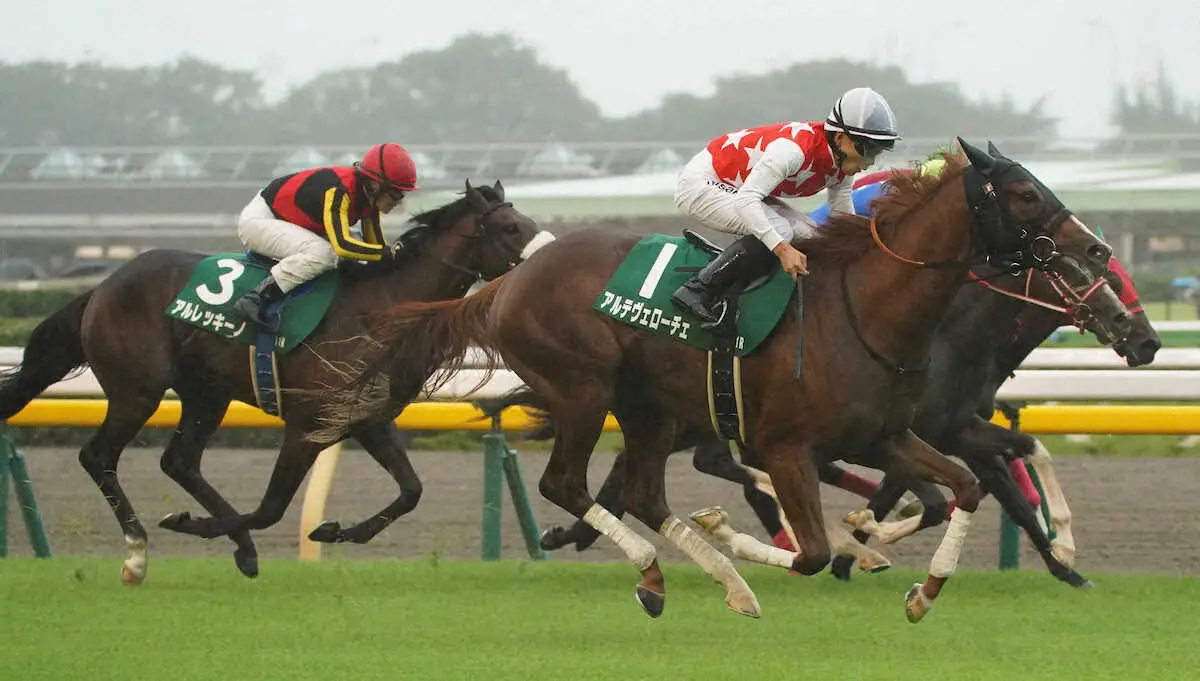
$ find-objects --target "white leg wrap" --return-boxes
[660,517,738,582]
[693,508,796,569]
[1029,440,1075,557]
[583,504,657,571]
[929,508,972,578]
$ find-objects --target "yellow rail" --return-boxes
[6,399,1200,435]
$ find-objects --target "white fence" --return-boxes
[4,343,1199,404]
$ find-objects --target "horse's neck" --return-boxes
[994,305,1065,378]
[849,179,973,366]
[345,239,478,315]
[933,283,1029,388]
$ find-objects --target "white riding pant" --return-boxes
[674,150,817,248]
[237,193,339,293]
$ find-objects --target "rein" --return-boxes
[842,173,1085,377]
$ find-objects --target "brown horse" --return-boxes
[340,141,1130,622]
[0,181,548,585]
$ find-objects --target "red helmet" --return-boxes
[355,143,419,191]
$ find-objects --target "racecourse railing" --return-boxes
[3,342,1199,565]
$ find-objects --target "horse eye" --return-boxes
[503,223,521,235]
[1022,191,1039,202]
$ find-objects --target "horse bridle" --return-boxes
[844,163,1113,376]
[437,199,519,282]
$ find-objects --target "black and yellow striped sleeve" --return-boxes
[322,187,385,261]
[360,214,385,247]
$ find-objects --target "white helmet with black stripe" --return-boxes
[825,87,902,151]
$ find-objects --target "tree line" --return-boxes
[0,32,1187,148]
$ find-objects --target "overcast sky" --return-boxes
[4,0,1192,138]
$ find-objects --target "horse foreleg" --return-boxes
[1028,438,1076,568]
[307,421,423,545]
[881,430,981,624]
[161,427,324,539]
[843,508,924,544]
[735,466,894,572]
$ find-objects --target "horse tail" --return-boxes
[375,277,506,396]
[318,279,508,436]
[0,290,92,420]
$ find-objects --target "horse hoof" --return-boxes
[829,556,854,581]
[1051,541,1076,568]
[725,591,761,618]
[120,564,146,587]
[904,583,932,624]
[897,498,925,519]
[307,521,343,544]
[863,561,892,574]
[539,527,569,551]
[688,506,727,533]
[635,585,665,618]
[158,512,191,532]
[234,548,259,578]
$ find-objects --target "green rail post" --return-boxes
[481,424,505,561]
[0,444,10,558]
[480,415,548,561]
[499,438,548,561]
[998,509,1021,570]
[0,430,51,558]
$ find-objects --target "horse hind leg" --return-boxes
[307,421,422,545]
[533,389,671,617]
[618,415,759,619]
[155,392,260,578]
[76,392,162,586]
[539,449,627,553]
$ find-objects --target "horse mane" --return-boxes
[397,185,503,261]
[796,153,967,267]
[336,185,505,284]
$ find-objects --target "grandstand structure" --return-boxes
[1,134,1200,275]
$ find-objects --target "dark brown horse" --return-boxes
[0,181,548,585]
[341,141,1131,622]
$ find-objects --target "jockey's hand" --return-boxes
[379,243,401,263]
[772,242,809,279]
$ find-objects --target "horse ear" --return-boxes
[464,179,490,213]
[493,179,505,201]
[957,137,994,173]
[987,140,1003,158]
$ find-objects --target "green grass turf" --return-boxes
[0,558,1195,681]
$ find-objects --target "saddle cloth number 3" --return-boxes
[196,258,247,305]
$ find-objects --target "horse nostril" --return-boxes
[1143,338,1162,356]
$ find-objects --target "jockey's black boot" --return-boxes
[671,235,775,327]
[233,276,285,330]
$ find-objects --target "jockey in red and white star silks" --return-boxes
[670,87,902,327]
